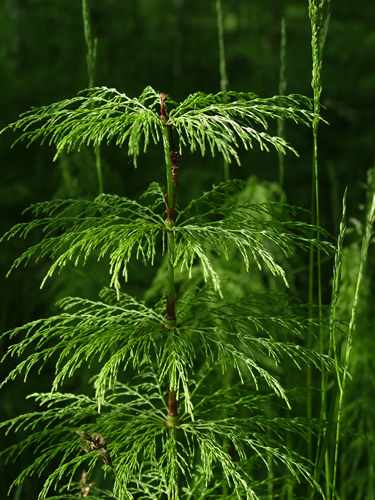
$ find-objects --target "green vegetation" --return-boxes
[1,1,374,499]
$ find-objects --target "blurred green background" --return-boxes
[1,1,374,498]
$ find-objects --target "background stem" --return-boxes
[277,17,287,198]
[216,0,229,181]
[82,0,103,194]
[308,2,328,495]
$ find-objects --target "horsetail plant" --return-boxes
[1,86,335,499]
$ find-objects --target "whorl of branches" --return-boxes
[1,86,325,166]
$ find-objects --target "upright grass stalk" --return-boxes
[216,0,228,94]
[277,21,294,500]
[308,0,324,354]
[332,170,375,497]
[277,18,287,198]
[313,189,347,500]
[216,0,229,181]
[267,19,289,500]
[82,0,103,194]
[307,3,330,496]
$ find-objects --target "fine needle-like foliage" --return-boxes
[1,85,333,499]
[1,179,331,295]
[3,86,322,166]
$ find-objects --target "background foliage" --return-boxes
[1,0,374,499]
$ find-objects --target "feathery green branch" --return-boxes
[1,87,324,167]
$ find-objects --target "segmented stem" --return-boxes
[162,112,180,436]
[163,125,177,330]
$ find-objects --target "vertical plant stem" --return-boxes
[94,143,103,194]
[163,121,177,377]
[216,0,229,181]
[216,0,228,93]
[82,0,96,89]
[277,17,287,198]
[307,192,314,468]
[164,126,175,226]
[215,8,231,492]
[82,0,103,194]
[332,172,375,497]
[307,2,330,496]
[309,0,324,377]
[277,28,292,492]
[162,116,180,497]
[313,190,347,497]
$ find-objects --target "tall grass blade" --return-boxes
[332,169,375,497]
[313,188,347,496]
[307,2,330,496]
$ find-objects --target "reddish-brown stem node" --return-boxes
[160,92,170,124]
[162,391,182,427]
[165,193,176,222]
[166,292,177,321]
[170,151,180,187]
[168,389,178,417]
